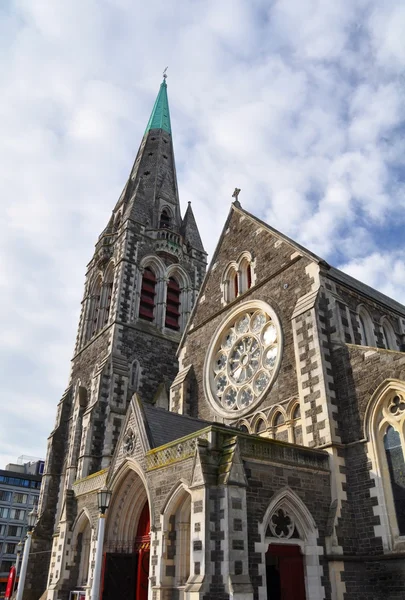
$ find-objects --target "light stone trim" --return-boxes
[256,487,324,600]
[73,469,108,497]
[146,432,209,471]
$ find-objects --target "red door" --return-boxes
[267,544,306,600]
[135,501,150,600]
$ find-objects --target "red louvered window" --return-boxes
[165,277,180,330]
[139,268,156,322]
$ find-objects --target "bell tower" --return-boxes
[30,78,206,600]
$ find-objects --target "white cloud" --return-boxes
[0,0,405,466]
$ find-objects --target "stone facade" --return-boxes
[25,82,405,600]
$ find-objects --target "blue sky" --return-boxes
[1,0,405,467]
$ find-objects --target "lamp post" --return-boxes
[16,508,38,600]
[12,541,23,596]
[90,487,112,600]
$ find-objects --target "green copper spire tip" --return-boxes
[145,77,172,135]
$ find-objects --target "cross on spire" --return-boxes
[232,188,241,202]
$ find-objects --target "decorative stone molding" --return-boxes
[73,469,108,497]
[146,431,210,471]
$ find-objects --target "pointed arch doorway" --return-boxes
[101,467,151,600]
[266,544,306,600]
[259,488,324,600]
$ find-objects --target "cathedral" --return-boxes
[25,78,405,600]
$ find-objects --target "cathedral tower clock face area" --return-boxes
[204,301,283,418]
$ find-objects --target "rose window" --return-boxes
[207,304,282,416]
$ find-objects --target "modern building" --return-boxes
[24,78,405,600]
[0,459,43,598]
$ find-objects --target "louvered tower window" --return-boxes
[104,282,113,325]
[165,277,181,330]
[159,209,171,229]
[139,268,156,322]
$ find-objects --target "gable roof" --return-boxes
[143,403,213,448]
[178,201,405,355]
[235,203,405,314]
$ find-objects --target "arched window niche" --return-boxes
[159,207,172,229]
[164,266,192,333]
[87,277,102,340]
[381,318,397,350]
[71,510,93,590]
[139,267,157,323]
[161,483,192,591]
[221,252,255,305]
[357,305,374,346]
[366,380,405,549]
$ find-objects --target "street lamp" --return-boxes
[16,508,38,600]
[12,541,24,596]
[90,487,112,600]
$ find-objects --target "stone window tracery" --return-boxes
[369,387,405,544]
[205,302,282,418]
[266,508,300,540]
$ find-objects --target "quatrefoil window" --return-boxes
[389,395,405,416]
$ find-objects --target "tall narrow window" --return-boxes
[102,265,114,326]
[384,425,405,535]
[89,279,102,338]
[165,277,180,330]
[247,263,252,289]
[139,267,156,322]
[381,319,397,350]
[159,209,171,229]
[359,314,368,345]
[130,360,140,391]
[232,271,239,299]
[357,307,374,346]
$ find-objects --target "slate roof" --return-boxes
[142,404,214,448]
[181,202,205,252]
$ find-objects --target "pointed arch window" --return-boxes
[291,404,303,445]
[384,424,405,535]
[88,278,102,339]
[165,277,181,330]
[381,318,397,350]
[130,360,141,391]
[357,306,374,346]
[159,208,171,229]
[369,387,405,547]
[139,267,157,322]
[273,411,288,442]
[256,418,267,434]
[239,257,253,294]
[101,263,114,327]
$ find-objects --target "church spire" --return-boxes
[145,77,171,135]
[117,77,181,231]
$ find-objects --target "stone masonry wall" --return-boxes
[181,207,317,423]
[331,344,405,599]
